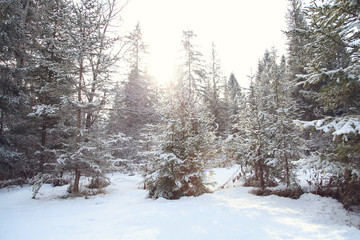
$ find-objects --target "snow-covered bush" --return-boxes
[144,152,210,200]
[297,116,360,209]
[87,176,110,189]
[300,116,360,175]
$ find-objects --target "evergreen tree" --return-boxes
[204,42,223,135]
[227,73,245,134]
[303,0,360,116]
[285,0,308,78]
[284,0,319,121]
[0,0,74,181]
[238,50,303,189]
[107,23,157,170]
[0,0,38,179]
[300,0,360,182]
[268,54,304,187]
[144,79,215,199]
[143,31,215,199]
[240,76,270,189]
[30,0,75,176]
[179,30,206,102]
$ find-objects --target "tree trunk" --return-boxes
[73,169,81,194]
[258,159,265,190]
[85,77,97,129]
[285,155,290,188]
[77,55,83,144]
[0,108,3,135]
[40,117,47,173]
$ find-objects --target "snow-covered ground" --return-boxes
[1,166,360,240]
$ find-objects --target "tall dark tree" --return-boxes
[285,0,325,121]
[303,0,359,116]
[0,0,39,180]
[30,0,76,176]
[300,0,360,178]
[107,23,157,170]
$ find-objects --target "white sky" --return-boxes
[120,0,289,87]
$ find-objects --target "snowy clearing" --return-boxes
[1,167,360,240]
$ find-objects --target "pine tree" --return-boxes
[179,30,206,102]
[0,0,36,179]
[226,73,245,134]
[300,0,360,182]
[29,0,76,176]
[144,80,215,199]
[107,23,157,170]
[0,0,65,180]
[204,42,223,135]
[268,55,304,187]
[240,76,270,189]
[303,0,360,116]
[237,50,304,189]
[284,0,319,121]
[143,31,215,199]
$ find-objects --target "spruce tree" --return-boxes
[107,23,157,171]
[30,0,76,176]
[240,76,270,189]
[268,54,304,187]
[179,30,206,102]
[237,50,303,189]
[204,42,223,135]
[285,0,318,121]
[300,0,360,179]
[0,0,70,181]
[227,73,245,134]
[0,0,37,179]
[304,0,360,115]
[143,31,215,199]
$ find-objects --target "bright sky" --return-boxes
[121,0,288,87]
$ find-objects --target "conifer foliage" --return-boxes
[237,49,303,189]
[284,0,360,206]
[107,23,157,171]
[143,31,215,199]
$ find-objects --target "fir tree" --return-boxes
[268,54,304,187]
[179,30,206,102]
[204,42,223,135]
[300,0,360,181]
[143,31,215,199]
[303,0,360,116]
[238,50,303,189]
[107,23,157,170]
[144,80,215,199]
[227,73,245,134]
[0,0,37,179]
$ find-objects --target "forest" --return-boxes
[0,0,360,212]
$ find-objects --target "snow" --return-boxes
[299,116,360,136]
[1,168,360,240]
[29,104,58,117]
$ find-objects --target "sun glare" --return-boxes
[148,46,176,85]
[145,27,183,85]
